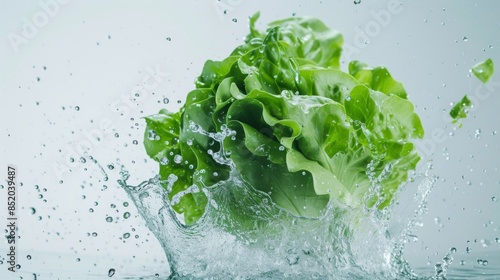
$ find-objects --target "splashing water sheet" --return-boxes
[1,1,499,279]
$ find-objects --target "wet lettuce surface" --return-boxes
[144,13,424,225]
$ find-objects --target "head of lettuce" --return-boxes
[143,13,424,227]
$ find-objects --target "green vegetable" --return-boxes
[471,58,494,84]
[144,13,424,225]
[449,95,472,127]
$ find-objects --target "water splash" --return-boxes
[119,168,435,278]
[117,119,438,278]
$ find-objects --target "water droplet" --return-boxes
[30,207,36,214]
[477,259,487,265]
[92,232,98,237]
[160,157,169,165]
[76,257,81,262]
[123,212,131,219]
[232,18,237,23]
[174,154,183,164]
[89,208,94,213]
[166,37,171,41]
[434,263,443,276]
[450,247,457,253]
[492,196,497,202]
[123,232,130,239]
[132,140,138,145]
[475,129,481,138]
[286,254,299,265]
[27,255,32,260]
[466,247,471,253]
[114,133,120,138]
[147,130,159,141]
[75,106,80,111]
[123,202,129,207]
[463,36,468,41]
[108,268,116,277]
[281,90,293,99]
[354,0,361,4]
[106,216,113,223]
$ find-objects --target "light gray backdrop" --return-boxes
[1,0,499,278]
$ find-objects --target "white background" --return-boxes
[1,0,499,278]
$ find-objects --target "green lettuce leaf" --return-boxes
[449,95,472,127]
[471,58,494,84]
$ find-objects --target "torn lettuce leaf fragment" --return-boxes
[450,95,472,126]
[471,58,494,84]
[144,12,424,225]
